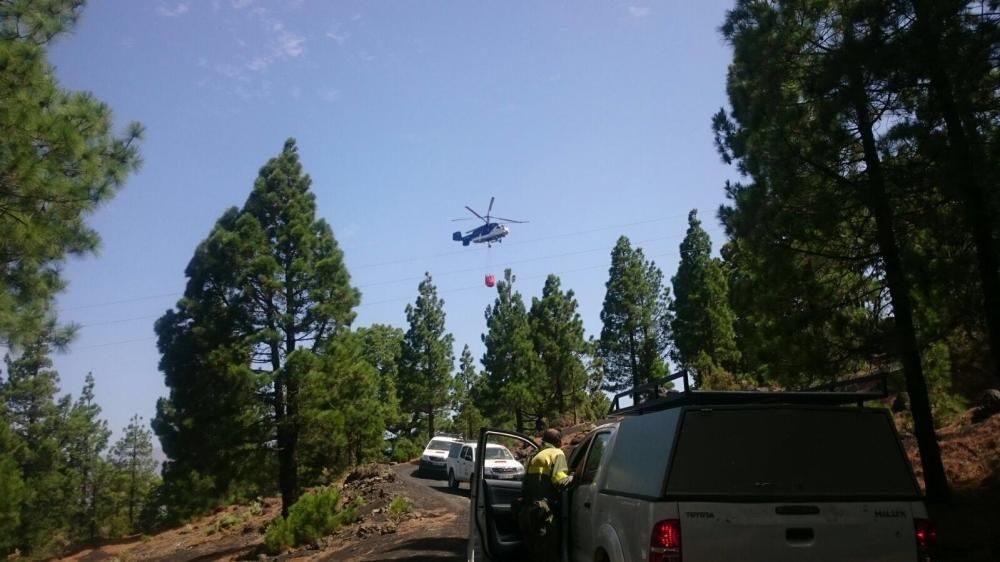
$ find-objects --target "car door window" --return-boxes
[568,434,593,474]
[579,432,611,485]
[462,446,472,461]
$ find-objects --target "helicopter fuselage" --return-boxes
[453,223,509,246]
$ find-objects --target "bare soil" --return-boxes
[56,463,468,562]
[903,411,1000,561]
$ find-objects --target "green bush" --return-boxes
[388,495,412,516]
[923,342,968,425]
[390,436,421,463]
[206,513,243,535]
[263,487,357,554]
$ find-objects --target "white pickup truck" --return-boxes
[468,372,935,562]
[448,442,524,490]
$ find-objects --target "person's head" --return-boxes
[542,428,561,447]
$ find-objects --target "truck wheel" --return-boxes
[449,469,458,490]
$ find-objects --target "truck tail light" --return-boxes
[650,519,681,562]
[914,518,936,560]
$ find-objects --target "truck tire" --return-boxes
[449,469,458,490]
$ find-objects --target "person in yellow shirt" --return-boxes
[518,428,572,562]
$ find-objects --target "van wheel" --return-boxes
[448,469,458,490]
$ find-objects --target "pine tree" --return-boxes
[0,399,25,554]
[108,415,157,533]
[671,210,739,387]
[906,0,1000,381]
[399,273,455,440]
[1,343,75,555]
[358,324,406,437]
[0,0,142,347]
[0,451,24,554]
[713,0,952,501]
[299,332,384,476]
[152,209,273,520]
[154,139,360,517]
[598,237,672,394]
[452,345,484,440]
[64,373,111,544]
[480,269,543,433]
[530,275,589,420]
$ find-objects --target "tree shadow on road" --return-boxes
[365,536,466,562]
[427,483,470,499]
[407,467,447,482]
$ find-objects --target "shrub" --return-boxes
[206,513,243,535]
[388,495,412,516]
[390,436,421,463]
[263,487,357,554]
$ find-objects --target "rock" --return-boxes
[981,389,1000,411]
[973,389,1000,422]
[891,392,910,413]
[345,463,392,484]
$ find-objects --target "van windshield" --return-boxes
[485,447,513,460]
[427,439,452,451]
[665,408,919,498]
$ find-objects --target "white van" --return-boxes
[468,372,935,562]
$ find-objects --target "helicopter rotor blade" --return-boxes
[451,218,476,222]
[487,196,495,219]
[466,206,487,223]
[493,217,528,224]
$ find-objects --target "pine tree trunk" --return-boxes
[275,376,297,517]
[627,332,639,391]
[514,408,524,435]
[915,0,1000,380]
[849,68,950,503]
[428,407,435,440]
[278,279,301,517]
[273,341,298,517]
[129,446,137,530]
[555,369,564,417]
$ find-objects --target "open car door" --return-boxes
[467,428,537,562]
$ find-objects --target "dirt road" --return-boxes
[320,464,470,562]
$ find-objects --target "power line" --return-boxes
[357,233,682,290]
[75,336,157,351]
[57,214,688,316]
[71,252,673,349]
[60,291,180,313]
[73,234,684,330]
[350,213,688,270]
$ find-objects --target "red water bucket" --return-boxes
[485,274,496,288]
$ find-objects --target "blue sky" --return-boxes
[47,0,738,439]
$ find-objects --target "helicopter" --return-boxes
[451,196,528,248]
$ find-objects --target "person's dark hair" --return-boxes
[542,428,561,446]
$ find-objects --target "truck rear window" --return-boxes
[664,408,919,498]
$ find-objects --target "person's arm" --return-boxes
[551,451,572,486]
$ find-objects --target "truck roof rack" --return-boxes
[608,371,888,416]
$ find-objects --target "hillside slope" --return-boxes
[57,463,467,562]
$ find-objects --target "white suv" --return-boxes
[419,434,464,479]
[448,442,524,490]
[468,372,935,562]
